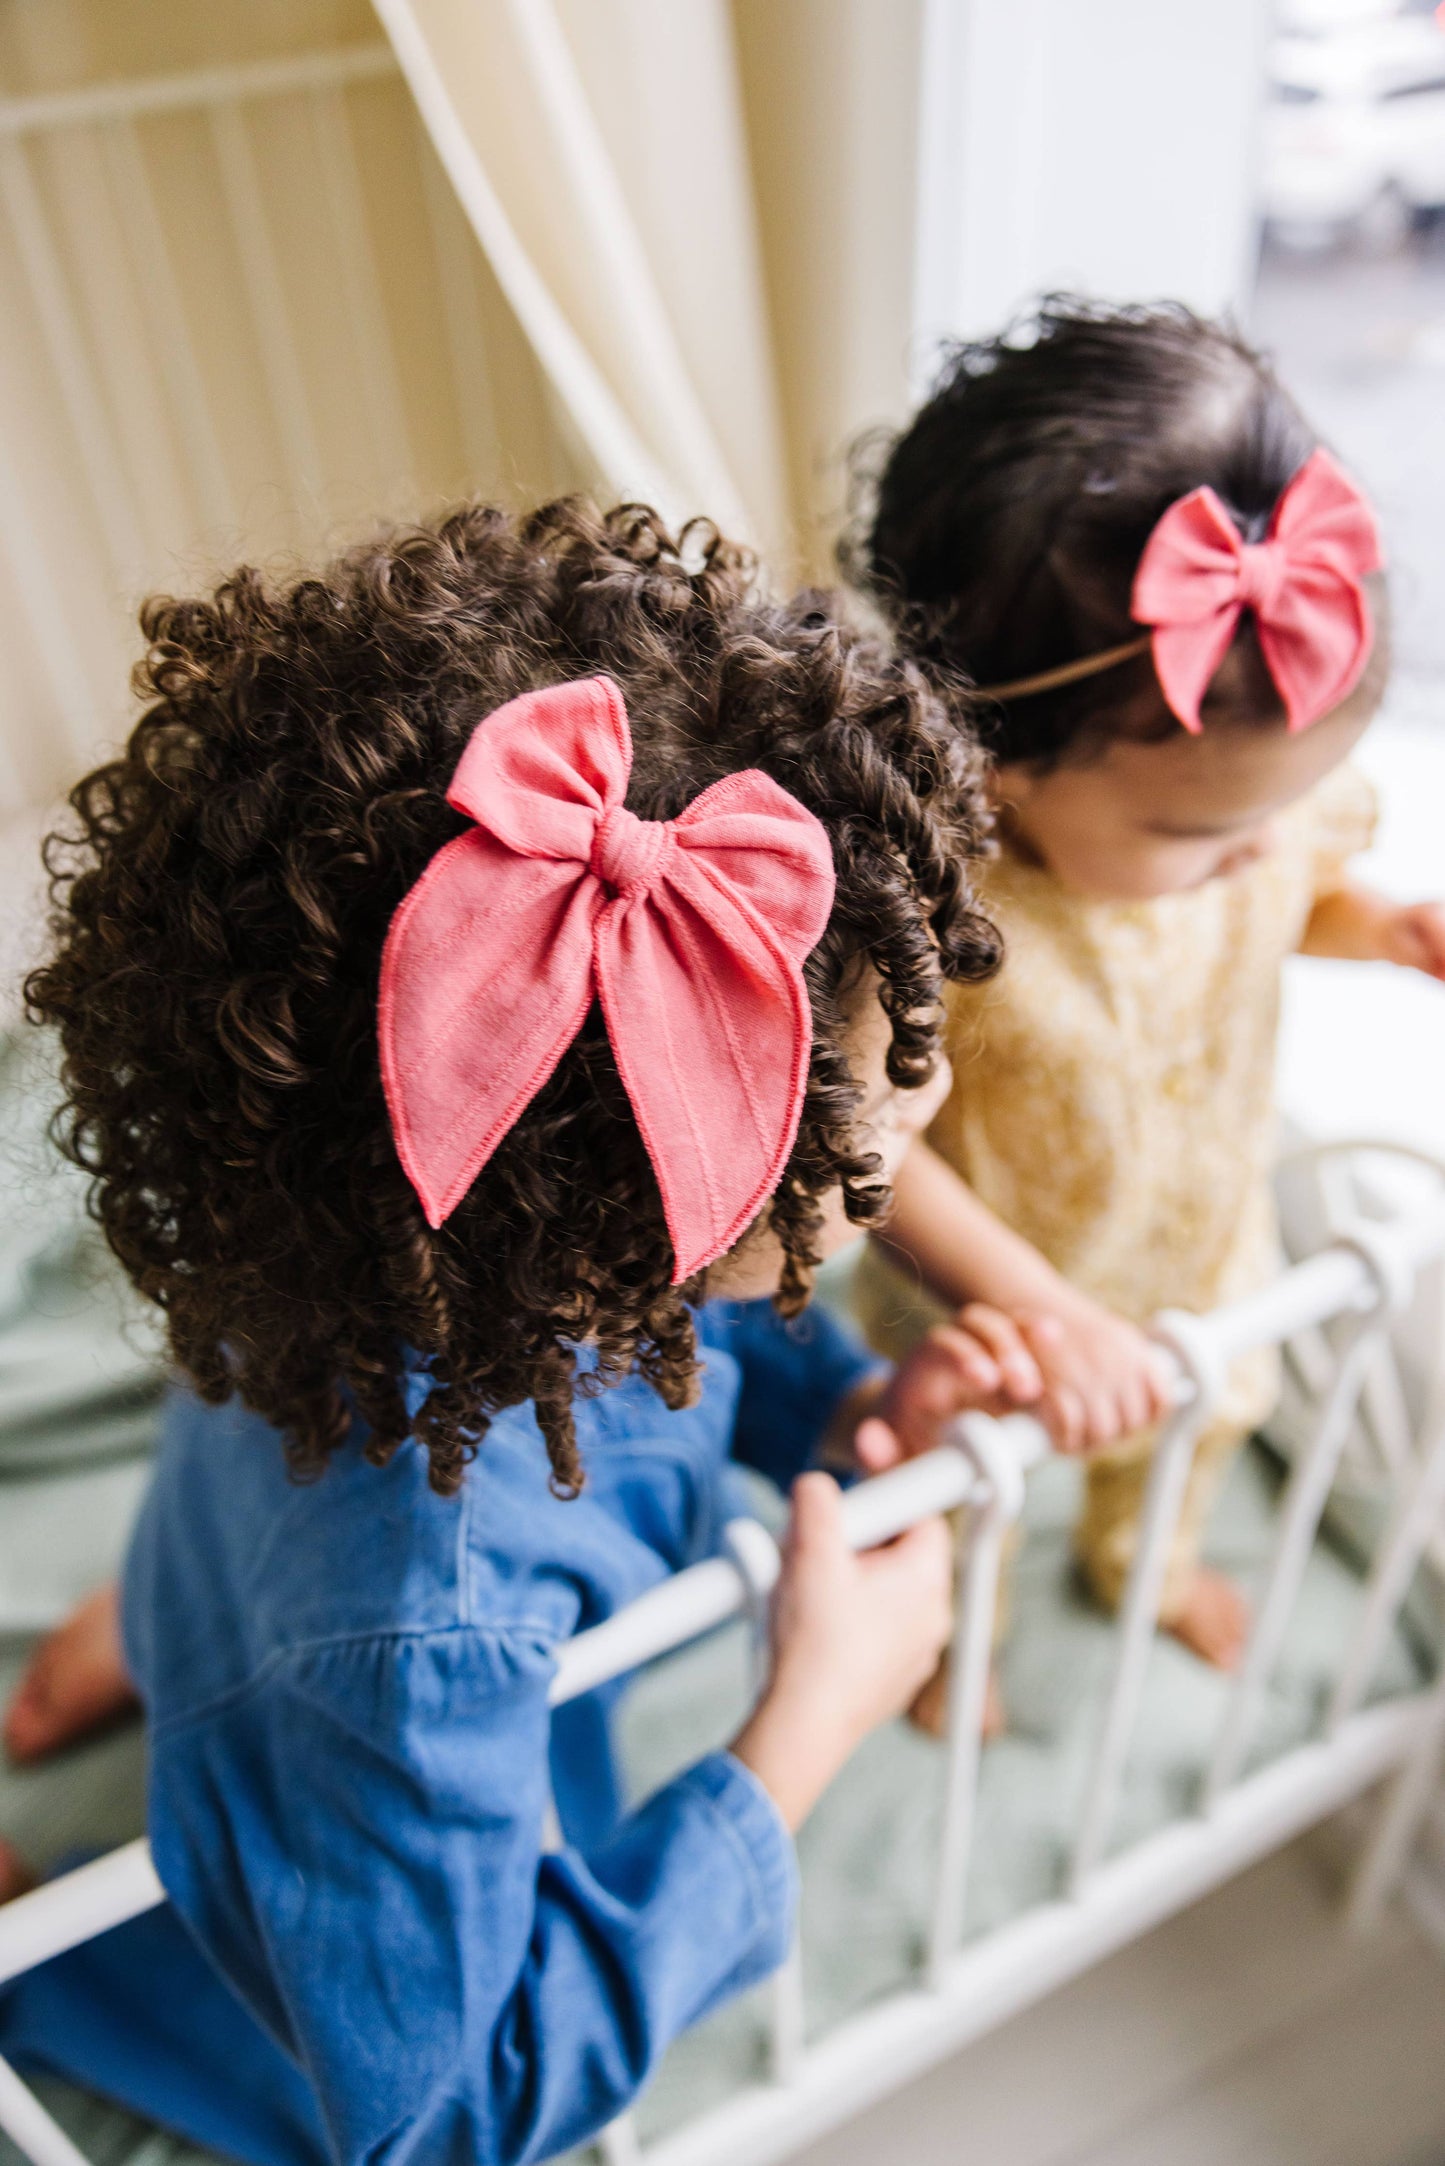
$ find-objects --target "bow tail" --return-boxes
[1149,607,1244,734]
[1258,572,1376,733]
[596,892,812,1283]
[379,831,601,1226]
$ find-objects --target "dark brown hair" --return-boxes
[28,500,999,1496]
[854,297,1379,766]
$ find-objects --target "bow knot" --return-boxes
[1131,448,1383,734]
[1235,539,1289,620]
[378,676,836,1282]
[591,802,671,898]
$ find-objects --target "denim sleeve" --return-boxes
[149,1626,795,2166]
[702,1296,887,1492]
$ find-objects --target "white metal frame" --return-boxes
[2,1175,1445,2166]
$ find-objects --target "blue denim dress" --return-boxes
[0,1299,879,2166]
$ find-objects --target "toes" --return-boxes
[1165,1571,1251,1672]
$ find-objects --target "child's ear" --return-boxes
[989,760,1033,814]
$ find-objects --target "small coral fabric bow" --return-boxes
[1132,447,1384,733]
[378,676,835,1282]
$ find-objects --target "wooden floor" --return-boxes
[795,1827,1445,2166]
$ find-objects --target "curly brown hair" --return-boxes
[28,500,999,1496]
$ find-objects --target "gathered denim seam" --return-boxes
[147,1617,562,1744]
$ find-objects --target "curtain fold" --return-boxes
[373,0,793,554]
[0,0,925,811]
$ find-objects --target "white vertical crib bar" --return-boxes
[724,1517,803,2085]
[1067,1400,1207,1894]
[1327,1366,1445,1735]
[1317,1155,1415,1480]
[208,100,323,496]
[926,1418,1023,1989]
[1203,1312,1386,1810]
[0,2055,93,2166]
[0,135,144,579]
[1068,1310,1222,1896]
[1358,1341,1416,1481]
[307,84,414,484]
[98,118,236,535]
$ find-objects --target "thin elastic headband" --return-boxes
[975,635,1152,705]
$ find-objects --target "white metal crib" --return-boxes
[2,1146,1445,2166]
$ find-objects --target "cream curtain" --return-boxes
[0,0,925,822]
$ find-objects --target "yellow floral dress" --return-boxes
[855,764,1377,1615]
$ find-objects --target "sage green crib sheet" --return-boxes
[0,1033,1433,2165]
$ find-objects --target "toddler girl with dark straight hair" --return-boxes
[853,299,1445,1695]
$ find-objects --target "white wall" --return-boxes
[913,0,1274,378]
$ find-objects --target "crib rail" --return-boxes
[3,1182,1445,2166]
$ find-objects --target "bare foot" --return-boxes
[4,1583,139,1765]
[0,1837,36,1903]
[907,1654,1006,1740]
[1163,1566,1251,1672]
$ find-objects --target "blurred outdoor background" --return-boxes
[3,0,1437,1156]
[1255,0,1445,1159]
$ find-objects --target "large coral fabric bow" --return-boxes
[1131,447,1383,734]
[378,676,835,1282]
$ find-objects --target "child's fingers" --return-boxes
[853,1415,902,1473]
[1038,1383,1087,1455]
[1144,1344,1178,1420]
[1113,1372,1156,1438]
[924,1321,1004,1397]
[954,1306,1043,1400]
[864,1512,953,1598]
[1079,1384,1127,1452]
[786,1470,845,1560]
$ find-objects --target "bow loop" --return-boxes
[378,676,836,1281]
[1131,448,1383,734]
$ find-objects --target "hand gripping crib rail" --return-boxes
[2,1177,1445,2166]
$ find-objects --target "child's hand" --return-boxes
[852,1309,1048,1474]
[848,1298,1174,1469]
[730,1472,952,1830]
[999,1296,1174,1455]
[1379,900,1445,982]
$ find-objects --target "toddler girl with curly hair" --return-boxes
[0,500,1025,2165]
